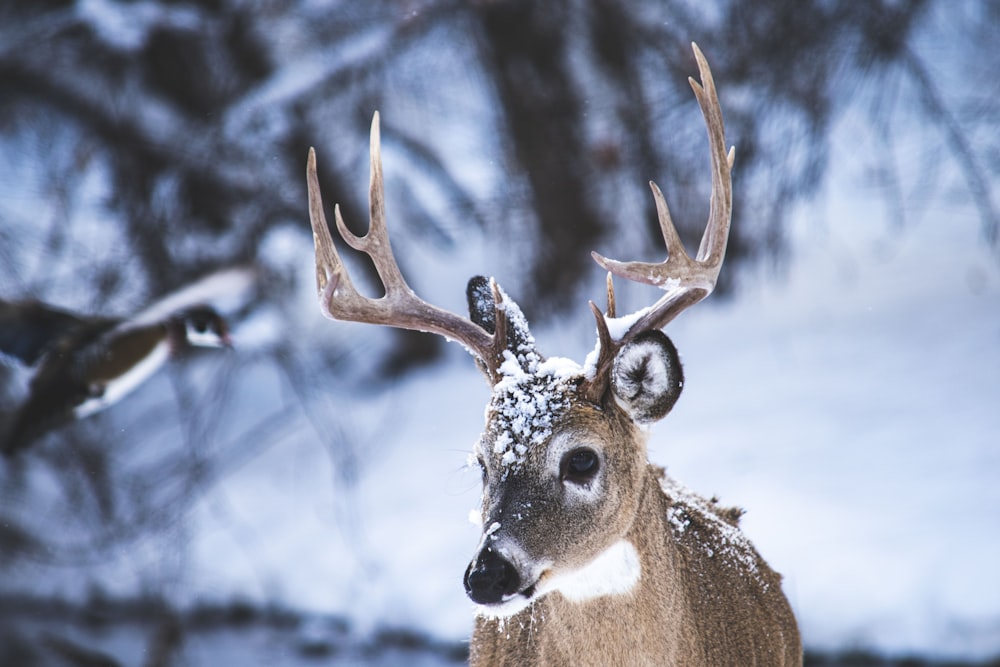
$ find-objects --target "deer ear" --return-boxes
[467,276,496,333]
[466,275,538,374]
[610,330,683,424]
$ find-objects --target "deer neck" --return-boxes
[553,466,693,659]
[471,466,690,667]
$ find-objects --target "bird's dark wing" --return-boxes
[2,366,86,456]
[0,299,89,366]
[1,317,118,456]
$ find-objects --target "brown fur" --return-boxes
[470,402,801,666]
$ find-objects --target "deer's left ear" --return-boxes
[610,330,684,425]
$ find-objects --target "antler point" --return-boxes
[591,250,611,271]
[370,113,382,162]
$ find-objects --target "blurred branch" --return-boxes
[900,46,998,247]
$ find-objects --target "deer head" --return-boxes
[308,43,734,617]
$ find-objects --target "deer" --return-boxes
[306,43,801,666]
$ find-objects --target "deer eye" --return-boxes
[561,448,599,485]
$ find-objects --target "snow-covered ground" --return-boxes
[173,107,1000,662]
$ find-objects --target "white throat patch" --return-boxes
[474,539,641,620]
[540,539,641,603]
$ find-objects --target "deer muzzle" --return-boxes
[464,546,522,605]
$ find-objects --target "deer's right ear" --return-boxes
[610,330,683,425]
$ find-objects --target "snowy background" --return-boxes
[175,112,1000,661]
[1,1,998,664]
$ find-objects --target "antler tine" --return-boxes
[605,272,616,318]
[308,147,347,301]
[307,113,504,381]
[591,42,733,342]
[329,113,407,288]
[689,42,734,267]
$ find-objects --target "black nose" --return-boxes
[464,547,520,605]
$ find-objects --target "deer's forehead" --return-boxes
[479,367,615,471]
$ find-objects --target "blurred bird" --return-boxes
[0,268,254,456]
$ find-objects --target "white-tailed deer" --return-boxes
[307,44,801,666]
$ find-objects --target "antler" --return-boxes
[585,43,734,400]
[307,112,508,382]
